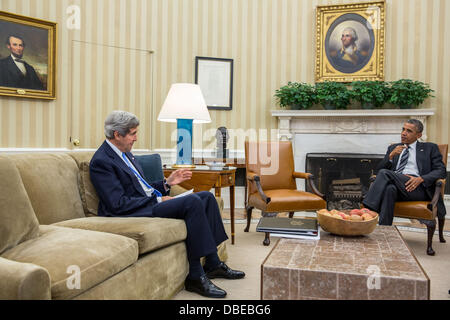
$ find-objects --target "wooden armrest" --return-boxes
[308,175,324,198]
[246,171,258,181]
[436,179,445,187]
[428,179,444,219]
[293,171,324,198]
[246,171,271,204]
[293,172,312,180]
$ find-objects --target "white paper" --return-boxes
[173,189,194,198]
[269,229,321,241]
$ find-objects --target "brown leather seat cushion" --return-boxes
[394,202,433,220]
[248,189,326,212]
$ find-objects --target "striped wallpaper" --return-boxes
[0,0,449,151]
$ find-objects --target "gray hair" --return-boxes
[407,119,424,133]
[343,27,358,42]
[104,111,139,139]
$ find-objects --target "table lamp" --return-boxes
[157,83,211,168]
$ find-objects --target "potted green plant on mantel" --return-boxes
[315,81,351,110]
[389,79,434,109]
[275,81,316,110]
[350,81,390,109]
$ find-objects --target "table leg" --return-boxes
[230,185,235,245]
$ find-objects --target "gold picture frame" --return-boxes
[315,1,385,83]
[0,11,57,99]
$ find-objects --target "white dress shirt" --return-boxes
[396,140,420,176]
[12,55,27,75]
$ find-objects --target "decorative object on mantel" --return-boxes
[350,80,390,109]
[274,82,316,110]
[314,81,351,110]
[389,79,434,109]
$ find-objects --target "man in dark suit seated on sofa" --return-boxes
[89,110,245,298]
[363,119,447,230]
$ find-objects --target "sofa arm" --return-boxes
[0,257,51,300]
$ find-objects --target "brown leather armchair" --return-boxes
[370,144,447,256]
[244,140,326,245]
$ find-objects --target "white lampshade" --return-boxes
[157,83,211,123]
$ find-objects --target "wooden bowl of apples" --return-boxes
[316,208,379,236]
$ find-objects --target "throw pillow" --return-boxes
[78,161,99,216]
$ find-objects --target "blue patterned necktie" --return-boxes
[395,146,410,174]
[122,153,162,198]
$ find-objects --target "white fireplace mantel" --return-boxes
[271,108,435,141]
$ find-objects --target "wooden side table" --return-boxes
[163,165,237,245]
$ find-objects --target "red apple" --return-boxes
[368,211,378,218]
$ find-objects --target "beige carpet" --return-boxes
[173,215,450,300]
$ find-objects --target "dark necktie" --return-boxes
[15,59,26,64]
[395,146,410,174]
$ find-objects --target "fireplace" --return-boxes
[305,153,384,210]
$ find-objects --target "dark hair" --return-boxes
[6,35,26,47]
[407,119,424,133]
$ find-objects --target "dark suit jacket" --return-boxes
[89,141,168,217]
[377,141,447,216]
[0,56,44,90]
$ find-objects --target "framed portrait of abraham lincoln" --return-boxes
[315,1,385,83]
[0,11,56,99]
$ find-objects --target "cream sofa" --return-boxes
[0,152,227,300]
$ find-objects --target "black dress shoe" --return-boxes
[206,262,245,280]
[184,275,227,298]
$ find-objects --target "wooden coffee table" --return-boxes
[261,225,430,300]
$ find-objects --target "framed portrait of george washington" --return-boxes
[0,11,57,99]
[315,1,385,83]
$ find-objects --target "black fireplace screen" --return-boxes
[305,153,384,210]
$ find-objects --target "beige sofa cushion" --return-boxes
[9,153,86,224]
[78,161,99,216]
[2,225,138,300]
[0,156,40,255]
[53,217,187,255]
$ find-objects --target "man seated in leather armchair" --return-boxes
[363,119,447,233]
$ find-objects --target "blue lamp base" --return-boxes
[174,118,195,168]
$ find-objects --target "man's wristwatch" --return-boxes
[163,179,171,190]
